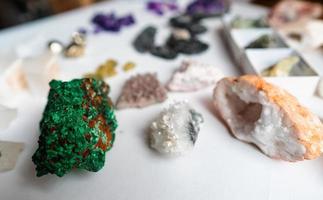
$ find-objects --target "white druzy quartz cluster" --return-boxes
[167,60,223,92]
[150,101,203,155]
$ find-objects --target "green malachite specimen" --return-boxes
[32,78,117,177]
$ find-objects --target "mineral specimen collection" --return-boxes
[133,2,226,60]
[32,78,118,177]
[133,23,209,59]
[150,101,203,155]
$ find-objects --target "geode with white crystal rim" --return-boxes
[150,102,203,155]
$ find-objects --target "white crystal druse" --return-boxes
[150,102,203,155]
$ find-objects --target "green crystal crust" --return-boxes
[32,78,117,177]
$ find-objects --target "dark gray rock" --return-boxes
[150,46,178,59]
[133,26,157,53]
[166,35,209,55]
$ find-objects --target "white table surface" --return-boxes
[1,1,323,200]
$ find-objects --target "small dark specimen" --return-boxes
[188,109,203,144]
[185,0,230,19]
[169,14,207,35]
[133,15,210,59]
[166,35,209,55]
[133,26,157,53]
[150,46,178,59]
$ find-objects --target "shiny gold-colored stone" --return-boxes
[96,64,117,78]
[123,61,136,72]
[105,59,118,68]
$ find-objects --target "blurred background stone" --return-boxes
[0,0,322,30]
[0,0,102,29]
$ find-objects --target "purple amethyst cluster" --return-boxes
[186,0,228,17]
[92,12,135,33]
[146,1,179,16]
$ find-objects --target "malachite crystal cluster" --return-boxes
[32,78,117,177]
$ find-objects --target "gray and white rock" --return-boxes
[150,101,203,155]
[167,60,223,92]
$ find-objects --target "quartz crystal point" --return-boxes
[150,102,203,155]
[23,52,60,95]
[0,58,28,104]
